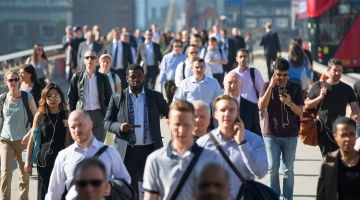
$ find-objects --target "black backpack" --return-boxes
[0,91,33,128]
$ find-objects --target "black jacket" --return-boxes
[102,41,133,70]
[68,71,112,115]
[260,31,281,57]
[104,87,169,149]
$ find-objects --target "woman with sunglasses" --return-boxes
[20,64,44,107]
[0,70,37,200]
[26,43,50,85]
[24,83,70,200]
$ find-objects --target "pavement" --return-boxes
[10,55,324,199]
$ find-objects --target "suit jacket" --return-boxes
[260,31,281,57]
[103,41,133,70]
[136,42,162,72]
[77,41,102,71]
[104,87,169,149]
[68,71,112,115]
[224,37,237,67]
[232,35,246,50]
[239,97,261,135]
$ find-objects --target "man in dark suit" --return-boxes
[137,29,162,90]
[260,22,281,80]
[220,29,237,73]
[77,31,102,72]
[102,27,134,88]
[231,27,246,51]
[104,64,169,197]
[68,50,112,141]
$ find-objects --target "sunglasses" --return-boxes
[276,73,288,78]
[46,94,60,100]
[85,56,97,60]
[189,51,198,54]
[7,78,19,83]
[75,179,104,188]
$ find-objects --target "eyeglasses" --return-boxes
[189,51,198,55]
[46,95,60,100]
[7,78,19,83]
[276,73,288,78]
[85,56,97,60]
[75,179,104,188]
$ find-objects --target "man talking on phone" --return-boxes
[104,64,169,198]
[258,58,303,200]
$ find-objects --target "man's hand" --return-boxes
[279,93,292,105]
[319,87,327,99]
[120,123,133,133]
[352,115,360,123]
[234,120,245,144]
[269,74,278,88]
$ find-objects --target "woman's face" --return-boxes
[5,73,20,91]
[46,89,61,109]
[19,69,31,82]
[35,46,44,56]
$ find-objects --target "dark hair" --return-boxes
[332,116,356,134]
[171,39,182,46]
[193,57,205,64]
[20,64,41,85]
[209,37,217,43]
[327,58,342,70]
[236,48,249,55]
[290,37,303,47]
[186,44,198,54]
[126,64,144,75]
[192,33,201,39]
[38,82,68,114]
[273,57,290,71]
[288,43,305,67]
[73,158,107,182]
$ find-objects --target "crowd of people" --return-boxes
[0,22,359,200]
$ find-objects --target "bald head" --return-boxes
[192,101,211,137]
[68,110,93,147]
[223,72,242,98]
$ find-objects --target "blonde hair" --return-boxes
[169,100,195,117]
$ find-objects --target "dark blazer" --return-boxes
[260,31,281,57]
[317,150,340,200]
[136,42,162,68]
[77,41,102,71]
[68,71,112,115]
[103,41,133,70]
[104,88,169,149]
[232,35,246,50]
[225,37,237,67]
[239,97,261,135]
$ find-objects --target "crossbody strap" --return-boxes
[208,133,246,183]
[170,144,204,200]
[250,68,259,98]
[93,145,109,158]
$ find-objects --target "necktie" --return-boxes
[112,43,119,69]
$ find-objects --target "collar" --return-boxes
[237,66,249,72]
[74,136,101,151]
[166,140,201,158]
[190,75,208,83]
[129,87,145,95]
[213,128,236,143]
[112,39,121,44]
[85,71,96,78]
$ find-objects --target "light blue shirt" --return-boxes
[287,57,312,81]
[145,42,155,66]
[197,128,268,199]
[174,75,222,106]
[159,52,186,84]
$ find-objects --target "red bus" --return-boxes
[297,0,360,71]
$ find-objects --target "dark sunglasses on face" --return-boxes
[7,78,19,83]
[276,73,288,78]
[85,56,97,60]
[75,179,104,188]
[189,51,198,54]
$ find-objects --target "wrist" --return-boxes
[287,102,294,108]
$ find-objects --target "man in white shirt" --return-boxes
[45,110,130,200]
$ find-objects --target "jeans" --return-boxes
[264,136,297,200]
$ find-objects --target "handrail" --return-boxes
[0,44,63,62]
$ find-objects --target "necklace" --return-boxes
[341,156,360,167]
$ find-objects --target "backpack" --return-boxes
[0,91,33,128]
[249,68,259,98]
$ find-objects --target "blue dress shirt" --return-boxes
[158,52,186,85]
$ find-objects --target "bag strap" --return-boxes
[170,144,204,200]
[182,61,186,80]
[208,132,246,183]
[93,145,109,158]
[250,68,259,98]
[0,93,7,119]
[21,91,33,127]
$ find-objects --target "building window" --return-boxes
[275,18,289,28]
[39,24,55,38]
[259,18,272,27]
[8,23,26,38]
[245,18,257,28]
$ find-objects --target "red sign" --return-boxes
[307,0,340,17]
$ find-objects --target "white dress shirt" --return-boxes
[83,72,101,110]
[45,137,131,200]
[113,40,123,69]
[129,87,153,145]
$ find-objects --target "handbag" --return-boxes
[22,115,44,164]
[208,133,279,200]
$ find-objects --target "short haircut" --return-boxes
[126,64,144,75]
[69,110,92,123]
[224,71,241,83]
[73,158,107,182]
[84,49,97,56]
[273,57,290,71]
[236,48,249,55]
[194,162,228,185]
[333,116,356,134]
[192,33,201,39]
[209,37,217,43]
[193,57,205,64]
[186,44,198,53]
[169,100,195,116]
[171,39,182,46]
[327,58,342,70]
[213,94,239,111]
[192,100,210,115]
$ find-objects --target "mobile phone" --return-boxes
[279,88,287,96]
